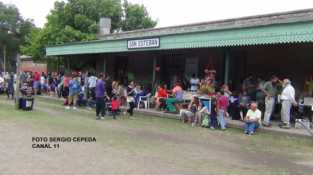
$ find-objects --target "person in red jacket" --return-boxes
[217,91,229,130]
[33,72,41,95]
[154,85,168,110]
[111,96,120,120]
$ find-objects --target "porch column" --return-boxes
[152,56,157,84]
[224,49,230,84]
[103,58,106,74]
[3,45,6,73]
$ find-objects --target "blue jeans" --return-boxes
[217,109,227,129]
[245,122,259,133]
[210,113,218,128]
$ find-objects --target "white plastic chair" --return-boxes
[137,93,151,109]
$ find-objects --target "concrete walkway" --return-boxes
[37,95,313,139]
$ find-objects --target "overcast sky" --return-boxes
[2,0,313,28]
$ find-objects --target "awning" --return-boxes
[46,21,313,56]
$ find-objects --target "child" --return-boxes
[111,96,120,119]
[210,97,218,129]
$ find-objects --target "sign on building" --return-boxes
[127,38,160,49]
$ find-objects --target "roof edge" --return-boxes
[47,8,313,48]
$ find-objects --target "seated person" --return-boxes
[193,97,213,127]
[134,85,144,106]
[180,96,200,124]
[165,82,183,113]
[244,102,262,135]
[155,85,168,110]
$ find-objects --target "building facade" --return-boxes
[46,9,313,94]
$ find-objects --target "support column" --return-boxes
[224,49,230,84]
[103,58,106,74]
[152,56,157,84]
[3,45,6,73]
[15,54,21,109]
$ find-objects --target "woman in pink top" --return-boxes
[217,91,229,130]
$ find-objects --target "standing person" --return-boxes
[189,74,200,92]
[118,83,127,106]
[40,72,46,94]
[228,91,240,120]
[239,89,251,120]
[244,102,262,135]
[255,77,266,114]
[305,76,313,97]
[126,81,136,116]
[105,76,113,98]
[262,76,279,127]
[88,72,98,100]
[49,74,57,96]
[216,91,229,130]
[6,73,14,100]
[221,84,232,98]
[82,72,89,99]
[33,72,41,95]
[280,79,297,129]
[95,74,106,120]
[111,96,120,120]
[209,97,218,129]
[62,73,71,105]
[242,75,257,101]
[67,75,81,110]
[56,73,62,98]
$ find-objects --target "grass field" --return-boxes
[0,96,313,175]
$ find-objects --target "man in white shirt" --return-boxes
[189,74,200,92]
[244,102,262,135]
[280,79,297,129]
[87,73,98,99]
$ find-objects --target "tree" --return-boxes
[122,1,157,31]
[0,2,35,71]
[22,0,157,59]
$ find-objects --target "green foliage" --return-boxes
[0,2,35,71]
[122,1,157,31]
[21,28,44,60]
[22,0,157,59]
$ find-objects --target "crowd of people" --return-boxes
[0,68,310,135]
[0,71,152,120]
[177,72,301,134]
[153,67,309,134]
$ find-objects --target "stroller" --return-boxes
[294,98,313,138]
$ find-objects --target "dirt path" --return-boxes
[0,97,313,175]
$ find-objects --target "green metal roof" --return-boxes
[46,9,313,56]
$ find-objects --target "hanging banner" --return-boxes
[127,38,160,49]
